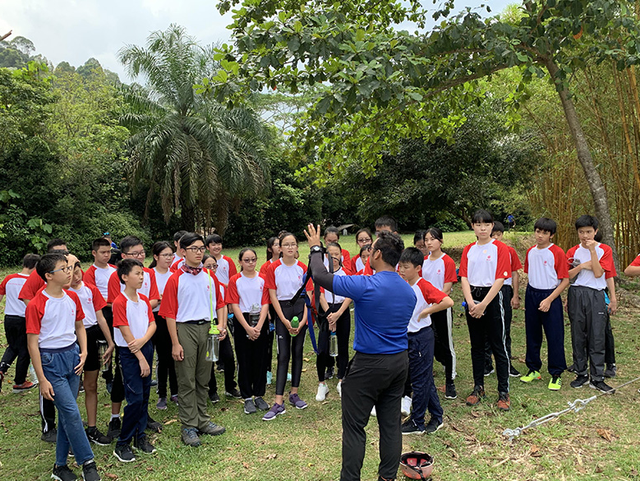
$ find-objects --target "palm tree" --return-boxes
[119,24,270,233]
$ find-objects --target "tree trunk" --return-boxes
[181,203,196,232]
[543,59,620,271]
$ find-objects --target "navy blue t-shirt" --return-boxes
[332,271,416,355]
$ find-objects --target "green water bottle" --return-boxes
[290,316,299,336]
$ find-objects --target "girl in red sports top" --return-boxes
[262,232,311,419]
[422,227,459,400]
[350,228,373,274]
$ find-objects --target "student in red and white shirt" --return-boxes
[83,237,117,302]
[398,248,453,434]
[0,253,40,392]
[262,232,312,419]
[350,228,373,274]
[226,248,271,414]
[68,261,115,445]
[159,233,226,446]
[422,227,459,399]
[148,241,178,409]
[112,259,157,462]
[323,226,351,267]
[315,243,353,402]
[624,253,640,277]
[259,236,281,387]
[18,240,68,306]
[521,218,569,390]
[169,230,188,272]
[26,253,101,480]
[459,209,512,411]
[488,222,523,378]
[205,233,237,287]
[566,215,617,393]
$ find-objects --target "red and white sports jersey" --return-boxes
[363,258,376,276]
[0,273,30,316]
[324,268,349,305]
[259,259,276,278]
[421,253,457,291]
[68,282,107,328]
[566,243,617,290]
[83,264,117,301]
[407,278,446,332]
[158,269,225,323]
[152,267,173,313]
[226,272,269,313]
[170,256,185,273]
[524,244,569,290]
[107,267,160,304]
[351,256,366,275]
[504,246,523,287]
[630,253,640,267]
[341,248,351,265]
[459,239,511,287]
[112,293,154,347]
[26,289,84,349]
[18,270,45,301]
[264,259,310,301]
[213,255,237,287]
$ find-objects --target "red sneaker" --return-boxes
[13,381,36,393]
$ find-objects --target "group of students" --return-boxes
[1,211,639,480]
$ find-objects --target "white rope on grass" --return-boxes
[503,375,640,441]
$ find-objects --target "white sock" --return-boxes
[111,414,120,420]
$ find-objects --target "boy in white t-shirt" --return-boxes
[0,253,40,393]
[112,259,157,463]
[26,253,101,481]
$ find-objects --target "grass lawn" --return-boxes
[1,231,640,480]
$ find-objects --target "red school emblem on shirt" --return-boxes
[486,255,492,261]
[437,269,441,274]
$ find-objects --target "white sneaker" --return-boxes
[401,396,412,416]
[337,381,342,397]
[371,406,377,416]
[316,383,329,401]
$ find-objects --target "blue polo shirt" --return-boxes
[332,271,416,355]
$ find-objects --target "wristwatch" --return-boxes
[310,245,323,254]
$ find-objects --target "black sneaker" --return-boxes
[590,379,615,394]
[425,417,443,434]
[86,427,111,446]
[604,364,617,379]
[509,365,521,377]
[484,366,495,377]
[209,392,220,403]
[566,364,576,373]
[42,427,58,443]
[401,418,425,435]
[225,388,242,399]
[52,463,77,481]
[107,418,121,439]
[325,366,335,380]
[113,444,136,463]
[133,436,157,454]
[570,375,589,389]
[81,460,101,481]
[146,415,163,433]
[445,382,457,400]
[254,396,270,411]
[244,398,257,414]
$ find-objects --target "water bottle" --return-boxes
[329,331,338,357]
[227,313,235,336]
[290,316,299,336]
[205,323,220,362]
[97,340,110,372]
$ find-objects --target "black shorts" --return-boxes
[84,324,102,372]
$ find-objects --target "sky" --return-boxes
[0,0,512,83]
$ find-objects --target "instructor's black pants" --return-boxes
[340,350,409,481]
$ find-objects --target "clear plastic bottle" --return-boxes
[329,331,338,357]
[205,323,220,362]
[97,340,110,372]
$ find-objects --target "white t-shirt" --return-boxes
[524,244,569,290]
[25,290,84,349]
[407,279,446,333]
[112,293,154,347]
[459,240,511,287]
[324,268,348,305]
[84,264,117,301]
[566,243,616,290]
[264,259,308,301]
[226,273,268,313]
[0,273,30,316]
[158,269,225,323]
[69,282,107,328]
[153,268,173,313]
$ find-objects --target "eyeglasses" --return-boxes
[281,243,297,248]
[159,253,174,258]
[207,263,218,270]
[50,265,73,274]
[357,237,372,243]
[185,246,206,253]
[242,258,257,263]
[124,250,146,258]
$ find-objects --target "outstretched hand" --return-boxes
[304,224,322,248]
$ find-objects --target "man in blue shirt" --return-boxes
[305,224,416,481]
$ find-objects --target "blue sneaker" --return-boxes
[262,402,286,421]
